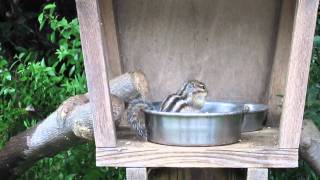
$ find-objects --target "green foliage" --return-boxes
[270,160,319,180]
[305,16,320,128]
[21,143,125,180]
[1,1,320,179]
[1,3,124,179]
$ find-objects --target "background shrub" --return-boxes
[0,2,124,179]
[0,1,319,179]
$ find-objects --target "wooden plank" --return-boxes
[100,0,122,78]
[75,0,116,147]
[247,168,268,180]
[279,0,319,148]
[116,0,281,103]
[97,128,298,168]
[266,0,295,127]
[126,168,148,180]
[149,168,245,180]
[99,0,125,126]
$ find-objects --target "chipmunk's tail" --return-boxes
[127,99,151,138]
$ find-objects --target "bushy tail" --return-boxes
[127,99,152,138]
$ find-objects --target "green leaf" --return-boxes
[69,66,75,76]
[0,59,7,68]
[38,13,44,24]
[47,68,56,76]
[65,173,77,180]
[38,13,45,30]
[59,63,66,74]
[43,3,56,10]
[23,120,29,128]
[1,87,15,95]
[3,71,11,81]
[40,59,46,67]
[59,18,69,28]
[50,32,56,43]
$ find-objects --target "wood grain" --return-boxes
[279,0,319,148]
[97,128,298,168]
[116,0,281,103]
[100,0,122,78]
[109,71,149,102]
[247,168,268,180]
[126,168,148,180]
[266,0,295,127]
[75,0,116,147]
[149,168,245,180]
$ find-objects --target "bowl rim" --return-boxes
[143,101,269,117]
[243,103,269,113]
[144,101,245,117]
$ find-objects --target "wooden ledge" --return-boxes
[96,128,298,168]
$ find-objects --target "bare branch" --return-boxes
[0,71,149,179]
[300,119,320,175]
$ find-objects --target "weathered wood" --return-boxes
[0,94,124,179]
[126,168,148,180]
[266,0,295,127]
[149,168,245,180]
[96,128,298,168]
[247,168,268,180]
[0,71,147,178]
[100,0,122,78]
[76,0,116,147]
[109,71,149,102]
[116,0,281,103]
[279,0,319,148]
[109,71,149,126]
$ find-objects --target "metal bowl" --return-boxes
[144,102,244,146]
[241,103,268,132]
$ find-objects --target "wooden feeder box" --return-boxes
[75,0,319,179]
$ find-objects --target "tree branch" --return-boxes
[300,119,320,175]
[0,71,149,179]
[2,71,320,179]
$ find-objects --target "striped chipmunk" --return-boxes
[127,80,208,138]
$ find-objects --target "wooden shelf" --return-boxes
[96,128,298,168]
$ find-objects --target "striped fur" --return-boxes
[160,80,207,112]
[127,98,153,138]
[127,80,207,138]
[160,94,186,112]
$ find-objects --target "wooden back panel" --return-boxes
[114,0,281,102]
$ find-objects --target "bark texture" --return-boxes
[1,71,320,179]
[300,119,320,175]
[0,71,148,179]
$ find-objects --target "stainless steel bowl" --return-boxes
[144,102,244,146]
[241,103,268,132]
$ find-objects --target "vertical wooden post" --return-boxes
[247,168,268,180]
[75,0,116,147]
[100,0,122,78]
[279,0,319,148]
[267,0,295,127]
[126,168,148,180]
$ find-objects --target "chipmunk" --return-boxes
[127,80,208,138]
[160,80,208,113]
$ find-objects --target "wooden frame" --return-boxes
[76,0,319,179]
[96,128,298,168]
[279,0,319,148]
[126,168,148,180]
[76,0,117,147]
[247,168,268,180]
